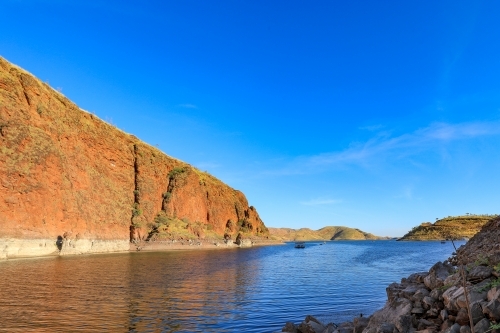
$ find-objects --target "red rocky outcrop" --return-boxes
[0,57,268,258]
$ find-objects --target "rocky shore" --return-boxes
[0,235,282,260]
[130,237,282,252]
[281,217,500,333]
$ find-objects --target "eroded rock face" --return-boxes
[0,57,269,259]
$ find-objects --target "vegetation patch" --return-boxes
[146,212,219,241]
[400,214,498,241]
[168,166,187,179]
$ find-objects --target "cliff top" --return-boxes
[399,214,497,241]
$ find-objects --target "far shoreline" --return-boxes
[0,237,285,262]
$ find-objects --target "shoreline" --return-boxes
[0,237,285,262]
[130,238,284,252]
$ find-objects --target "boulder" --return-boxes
[430,288,444,301]
[404,272,429,284]
[443,286,462,311]
[366,297,413,329]
[401,284,426,299]
[321,323,337,333]
[441,319,454,331]
[422,296,435,309]
[455,308,469,326]
[467,266,493,281]
[440,309,449,321]
[417,319,434,331]
[413,289,430,302]
[411,307,425,315]
[449,323,461,333]
[387,283,404,301]
[353,316,369,333]
[376,323,394,333]
[425,308,439,317]
[444,273,461,288]
[394,315,412,333]
[282,322,298,333]
[487,287,500,302]
[460,325,471,333]
[298,315,326,333]
[337,321,354,333]
[482,299,500,321]
[475,278,493,291]
[470,301,485,324]
[473,318,490,333]
[424,262,454,290]
[456,287,488,309]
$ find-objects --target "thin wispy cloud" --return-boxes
[300,198,342,206]
[263,120,500,176]
[394,186,414,200]
[308,121,500,167]
[359,124,384,131]
[177,103,198,109]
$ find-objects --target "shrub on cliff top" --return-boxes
[168,166,187,179]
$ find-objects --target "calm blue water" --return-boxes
[0,240,462,332]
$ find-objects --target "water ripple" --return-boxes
[0,240,462,332]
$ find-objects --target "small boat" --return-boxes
[441,240,446,244]
[294,242,305,249]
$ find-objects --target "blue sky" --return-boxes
[2,0,500,236]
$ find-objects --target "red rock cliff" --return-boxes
[0,57,268,254]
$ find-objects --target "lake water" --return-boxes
[0,240,463,332]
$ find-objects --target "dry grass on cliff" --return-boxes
[146,214,220,241]
[400,214,497,241]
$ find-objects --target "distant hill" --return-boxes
[399,214,497,241]
[268,226,388,241]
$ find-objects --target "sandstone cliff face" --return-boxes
[0,57,268,258]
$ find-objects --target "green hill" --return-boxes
[268,226,387,241]
[399,214,497,241]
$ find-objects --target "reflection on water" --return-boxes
[0,241,462,332]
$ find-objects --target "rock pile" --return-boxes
[281,217,500,333]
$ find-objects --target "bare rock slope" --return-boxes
[0,57,268,259]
